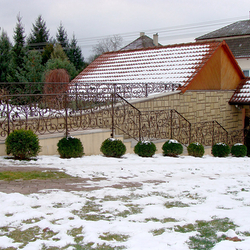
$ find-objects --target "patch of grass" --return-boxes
[116,204,143,218]
[150,228,165,236]
[99,232,129,242]
[0,247,17,250]
[67,226,84,243]
[186,218,237,250]
[8,226,40,247]
[241,231,250,237]
[145,217,178,223]
[0,226,59,248]
[5,213,13,217]
[164,201,190,208]
[73,242,126,250]
[72,200,109,221]
[22,217,44,224]
[0,171,72,181]
[161,217,178,223]
[174,224,196,233]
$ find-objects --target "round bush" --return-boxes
[134,141,156,157]
[162,139,183,157]
[57,137,84,158]
[187,142,205,157]
[5,129,41,160]
[212,142,230,157]
[100,138,126,158]
[231,143,247,157]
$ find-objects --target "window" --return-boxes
[243,70,249,77]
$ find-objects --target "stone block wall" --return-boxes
[130,90,242,131]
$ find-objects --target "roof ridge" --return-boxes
[103,40,222,56]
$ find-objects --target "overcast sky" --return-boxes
[0,0,249,60]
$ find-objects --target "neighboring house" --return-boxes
[72,40,247,140]
[196,19,250,77]
[121,32,161,51]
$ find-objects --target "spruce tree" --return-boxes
[8,14,26,82]
[27,15,50,51]
[67,34,85,71]
[56,22,69,53]
[0,30,12,82]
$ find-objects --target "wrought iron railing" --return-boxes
[70,82,181,99]
[0,82,246,146]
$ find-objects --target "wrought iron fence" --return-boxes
[0,82,246,147]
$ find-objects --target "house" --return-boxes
[71,40,246,144]
[121,32,161,51]
[196,19,250,77]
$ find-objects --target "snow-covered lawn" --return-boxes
[0,154,250,250]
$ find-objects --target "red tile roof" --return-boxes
[229,78,250,105]
[72,41,222,87]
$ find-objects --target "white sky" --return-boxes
[0,0,249,59]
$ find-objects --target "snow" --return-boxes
[74,43,214,85]
[0,154,250,249]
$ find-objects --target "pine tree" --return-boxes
[0,30,12,82]
[27,15,50,51]
[67,34,85,71]
[56,22,69,53]
[7,14,26,82]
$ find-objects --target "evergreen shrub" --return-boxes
[187,142,205,157]
[212,142,230,157]
[134,141,156,157]
[162,139,183,157]
[5,129,41,160]
[231,143,247,157]
[57,137,84,158]
[100,138,126,158]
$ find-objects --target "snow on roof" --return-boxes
[229,78,250,104]
[72,41,221,86]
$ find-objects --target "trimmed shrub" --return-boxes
[187,142,205,157]
[134,141,156,157]
[212,142,230,157]
[100,138,126,158]
[162,139,183,157]
[57,137,84,158]
[5,129,41,160]
[231,143,247,157]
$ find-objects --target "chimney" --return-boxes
[140,32,145,37]
[153,33,158,46]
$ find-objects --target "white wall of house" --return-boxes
[236,58,250,76]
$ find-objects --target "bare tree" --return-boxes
[91,35,123,56]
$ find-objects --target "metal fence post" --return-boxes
[64,94,69,138]
[170,110,173,139]
[138,111,142,141]
[212,121,215,147]
[7,98,10,136]
[111,92,115,138]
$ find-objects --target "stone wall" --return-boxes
[130,90,243,131]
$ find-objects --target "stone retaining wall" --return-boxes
[130,90,242,131]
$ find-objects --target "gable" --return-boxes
[180,42,244,92]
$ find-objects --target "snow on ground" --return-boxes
[0,154,250,249]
